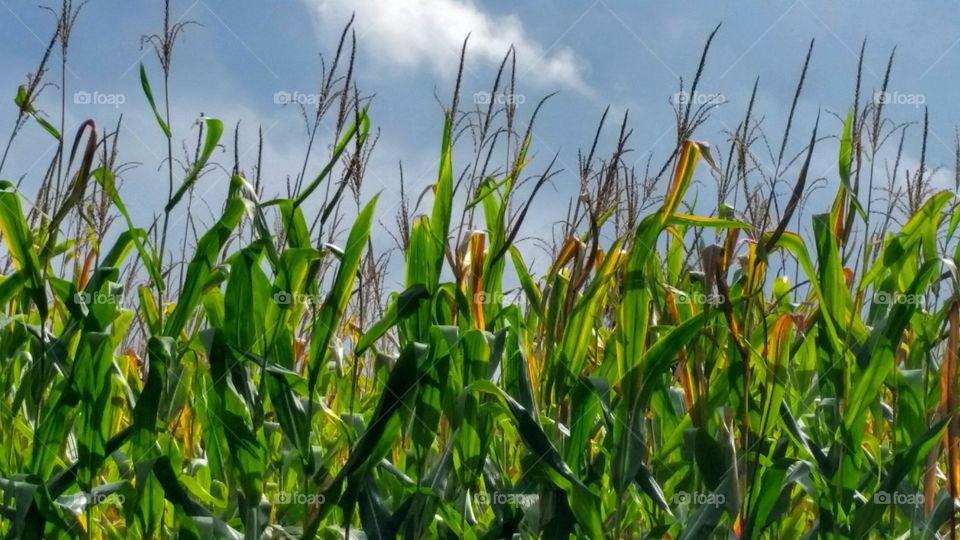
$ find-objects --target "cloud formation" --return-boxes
[303,0,587,91]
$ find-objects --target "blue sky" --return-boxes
[0,0,957,281]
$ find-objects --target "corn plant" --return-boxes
[1,3,960,539]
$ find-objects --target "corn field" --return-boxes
[1,3,960,539]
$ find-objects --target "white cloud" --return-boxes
[302,0,588,92]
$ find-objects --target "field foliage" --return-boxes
[0,3,958,539]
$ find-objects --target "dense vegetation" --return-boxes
[1,3,959,539]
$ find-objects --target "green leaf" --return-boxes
[165,117,224,213]
[92,167,164,291]
[844,258,940,442]
[467,379,603,539]
[292,107,369,208]
[312,343,429,527]
[73,332,117,489]
[837,108,866,221]
[0,181,47,320]
[164,197,245,337]
[851,416,950,537]
[205,329,265,511]
[308,195,378,393]
[355,284,430,356]
[132,337,175,457]
[139,63,172,138]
